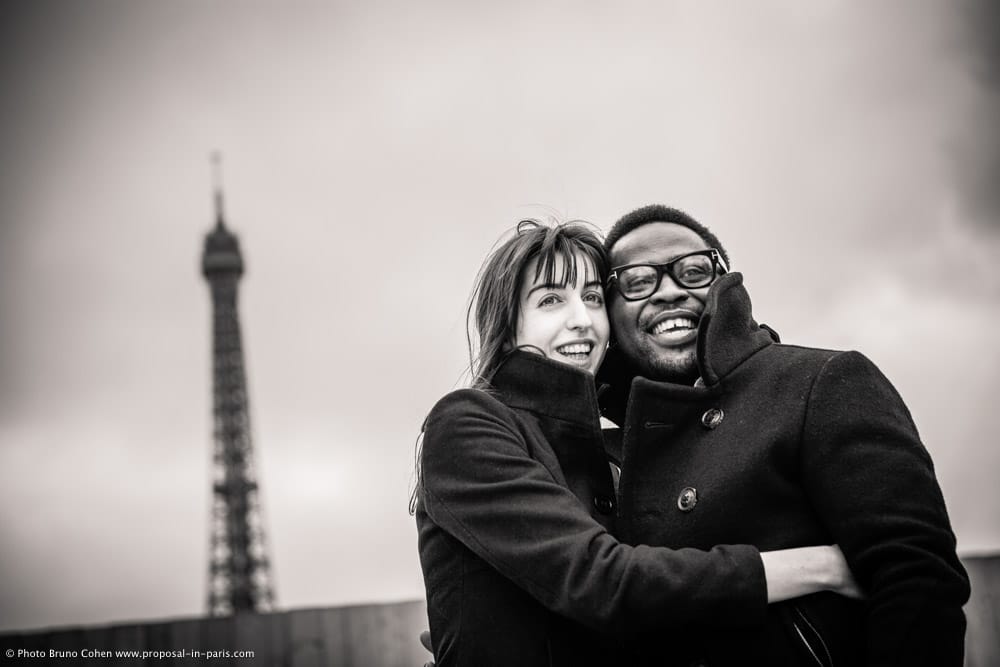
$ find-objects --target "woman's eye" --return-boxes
[538,295,560,307]
[584,291,604,305]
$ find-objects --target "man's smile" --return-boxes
[643,310,700,345]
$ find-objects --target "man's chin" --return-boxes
[638,347,699,383]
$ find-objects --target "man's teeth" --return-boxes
[557,343,593,355]
[651,317,696,335]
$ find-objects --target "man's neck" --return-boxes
[631,360,701,386]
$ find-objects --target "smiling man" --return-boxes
[605,213,729,384]
[598,204,971,667]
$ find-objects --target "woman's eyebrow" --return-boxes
[525,282,566,296]
[526,279,603,297]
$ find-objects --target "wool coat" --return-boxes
[416,350,768,667]
[598,272,971,667]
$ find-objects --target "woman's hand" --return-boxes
[419,629,434,667]
[827,545,864,599]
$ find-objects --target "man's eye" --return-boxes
[679,266,709,279]
[624,274,654,289]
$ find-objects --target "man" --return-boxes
[598,204,970,666]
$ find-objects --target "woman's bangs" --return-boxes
[533,235,591,288]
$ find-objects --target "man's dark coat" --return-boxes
[599,272,971,666]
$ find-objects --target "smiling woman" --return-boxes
[512,239,610,375]
[462,220,609,385]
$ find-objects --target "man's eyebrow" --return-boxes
[619,249,710,267]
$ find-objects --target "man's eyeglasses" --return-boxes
[607,249,728,301]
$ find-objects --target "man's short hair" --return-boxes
[604,204,730,267]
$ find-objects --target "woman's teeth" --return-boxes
[556,342,593,357]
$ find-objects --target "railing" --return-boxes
[2,555,998,667]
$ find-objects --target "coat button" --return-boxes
[677,487,698,512]
[593,495,616,515]
[701,408,724,429]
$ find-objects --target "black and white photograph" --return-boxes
[1,1,997,665]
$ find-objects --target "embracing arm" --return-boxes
[801,351,970,666]
[421,389,765,634]
[421,390,855,636]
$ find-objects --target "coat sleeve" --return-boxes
[420,389,767,635]
[800,351,971,666]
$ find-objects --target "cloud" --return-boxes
[961,0,1000,87]
[954,0,1000,229]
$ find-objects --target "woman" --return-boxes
[413,221,858,666]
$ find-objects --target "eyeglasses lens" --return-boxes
[672,254,714,288]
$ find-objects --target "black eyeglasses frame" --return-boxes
[607,248,729,301]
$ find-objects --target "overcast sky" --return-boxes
[1,0,998,632]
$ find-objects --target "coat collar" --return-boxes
[489,350,602,428]
[696,272,777,385]
[598,272,777,420]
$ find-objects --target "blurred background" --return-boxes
[1,0,997,637]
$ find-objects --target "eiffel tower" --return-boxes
[201,155,275,615]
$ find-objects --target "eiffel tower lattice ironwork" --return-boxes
[201,155,275,616]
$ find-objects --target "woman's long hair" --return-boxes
[409,219,607,514]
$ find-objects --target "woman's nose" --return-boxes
[566,297,593,330]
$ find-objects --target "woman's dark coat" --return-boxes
[416,351,767,667]
[599,272,971,667]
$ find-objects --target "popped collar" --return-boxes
[489,348,605,434]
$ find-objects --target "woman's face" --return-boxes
[513,251,610,374]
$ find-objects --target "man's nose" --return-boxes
[649,272,688,304]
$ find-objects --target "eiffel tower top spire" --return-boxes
[212,151,226,228]
[202,153,243,278]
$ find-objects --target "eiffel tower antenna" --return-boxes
[211,151,225,226]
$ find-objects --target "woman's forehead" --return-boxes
[527,250,600,285]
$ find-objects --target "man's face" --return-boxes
[608,222,713,382]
